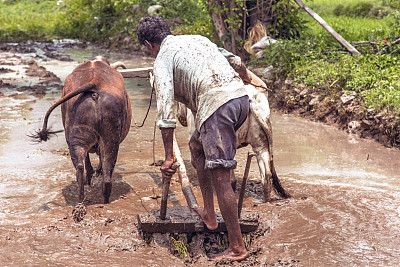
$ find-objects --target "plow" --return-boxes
[136,135,259,234]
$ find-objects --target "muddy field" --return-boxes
[1,42,400,266]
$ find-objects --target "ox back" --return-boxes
[32,57,132,204]
[63,60,132,204]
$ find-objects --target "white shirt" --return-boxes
[153,35,247,131]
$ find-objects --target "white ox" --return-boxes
[176,71,290,202]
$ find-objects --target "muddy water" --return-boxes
[1,45,400,266]
[272,114,400,192]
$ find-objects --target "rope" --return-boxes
[248,81,272,92]
[132,85,155,128]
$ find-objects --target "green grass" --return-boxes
[307,16,393,42]
[301,0,395,43]
[260,0,400,115]
[304,0,392,16]
[0,0,62,41]
[291,54,400,113]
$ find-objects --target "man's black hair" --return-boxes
[137,16,172,46]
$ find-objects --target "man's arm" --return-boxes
[160,127,176,180]
[218,47,252,84]
[236,62,252,84]
[152,53,178,180]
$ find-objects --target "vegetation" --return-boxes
[0,0,213,48]
[258,0,400,118]
[0,0,62,41]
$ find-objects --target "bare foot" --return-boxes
[211,248,249,261]
[193,206,218,230]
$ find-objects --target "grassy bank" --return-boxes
[299,0,399,114]
[0,0,63,41]
[256,0,400,147]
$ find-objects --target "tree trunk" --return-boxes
[229,0,238,55]
[209,0,232,51]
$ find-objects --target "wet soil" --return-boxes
[1,42,400,266]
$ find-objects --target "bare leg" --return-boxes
[230,169,237,192]
[211,168,248,261]
[189,135,218,230]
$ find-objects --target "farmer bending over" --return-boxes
[137,16,251,261]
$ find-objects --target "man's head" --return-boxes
[137,16,171,46]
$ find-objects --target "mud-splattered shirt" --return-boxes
[153,35,247,131]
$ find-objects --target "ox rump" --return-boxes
[30,56,132,204]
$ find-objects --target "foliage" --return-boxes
[170,233,188,259]
[255,0,400,115]
[173,19,216,42]
[54,0,213,48]
[55,0,149,47]
[203,0,308,56]
[305,0,397,18]
[310,16,393,47]
[157,0,209,26]
[0,0,62,41]
[388,10,400,43]
[262,39,306,75]
[290,54,400,114]
[266,0,308,39]
[333,2,374,18]
[157,0,215,41]
[382,0,400,9]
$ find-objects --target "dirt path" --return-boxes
[1,42,400,266]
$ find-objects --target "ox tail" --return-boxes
[29,83,96,142]
[251,108,291,199]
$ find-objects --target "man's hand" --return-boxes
[160,158,177,181]
[160,127,177,181]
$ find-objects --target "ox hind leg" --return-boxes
[69,126,99,203]
[99,138,120,204]
[255,149,291,200]
[69,145,89,203]
[248,118,290,202]
[253,149,273,202]
[85,154,94,186]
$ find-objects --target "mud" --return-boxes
[1,42,400,266]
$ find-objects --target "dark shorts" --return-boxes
[196,95,249,170]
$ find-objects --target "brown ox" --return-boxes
[31,56,132,204]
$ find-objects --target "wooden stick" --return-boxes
[238,152,256,218]
[173,134,199,210]
[159,161,179,220]
[118,67,153,78]
[293,0,360,56]
[159,176,171,220]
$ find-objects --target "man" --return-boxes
[137,16,251,261]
